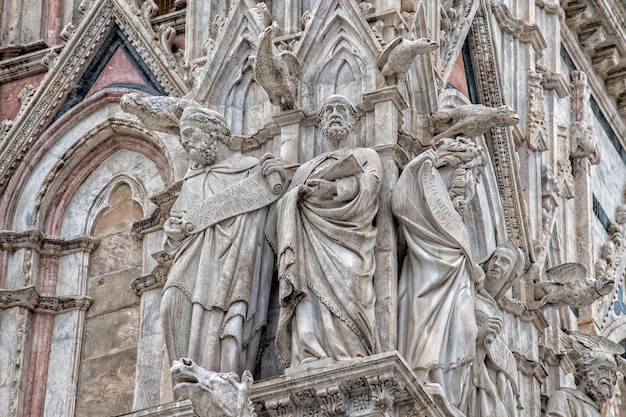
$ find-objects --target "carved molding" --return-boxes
[0,229,99,255]
[469,4,534,266]
[0,0,188,195]
[0,286,92,314]
[131,265,169,296]
[0,43,63,84]
[132,180,183,238]
[490,0,547,57]
[251,352,445,417]
[526,70,548,151]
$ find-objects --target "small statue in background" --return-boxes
[468,241,524,417]
[275,94,382,368]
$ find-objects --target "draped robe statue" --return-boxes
[275,95,382,368]
[161,106,284,376]
[391,137,486,410]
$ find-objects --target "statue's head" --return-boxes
[434,137,486,212]
[180,106,232,166]
[318,94,358,145]
[575,350,618,405]
[482,241,524,300]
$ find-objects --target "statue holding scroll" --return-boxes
[161,106,285,376]
[392,137,486,410]
[275,94,382,368]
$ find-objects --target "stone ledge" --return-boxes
[116,400,199,417]
[251,351,453,417]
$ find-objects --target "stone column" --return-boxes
[273,108,308,166]
[184,0,219,65]
[0,247,38,417]
[43,250,91,416]
[363,86,407,351]
[284,0,302,35]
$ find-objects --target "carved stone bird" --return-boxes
[533,263,615,309]
[431,104,520,141]
[252,26,301,110]
[377,37,438,81]
[120,93,195,135]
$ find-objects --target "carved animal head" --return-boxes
[171,358,255,417]
[494,105,520,127]
[595,275,615,296]
[257,26,274,54]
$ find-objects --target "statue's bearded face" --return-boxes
[581,354,617,404]
[180,121,218,166]
[320,101,356,143]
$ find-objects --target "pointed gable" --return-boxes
[0,0,188,192]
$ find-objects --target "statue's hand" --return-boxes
[260,153,287,183]
[478,316,502,349]
[301,178,337,199]
[164,217,188,240]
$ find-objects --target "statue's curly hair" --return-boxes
[181,106,232,148]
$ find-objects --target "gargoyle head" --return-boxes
[595,275,615,296]
[494,105,520,127]
[171,358,255,417]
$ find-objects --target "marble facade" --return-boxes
[2,1,626,416]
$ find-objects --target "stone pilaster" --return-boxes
[273,109,308,166]
[363,87,406,352]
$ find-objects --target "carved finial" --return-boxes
[157,24,177,54]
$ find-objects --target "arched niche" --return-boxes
[299,16,379,111]
[226,67,273,136]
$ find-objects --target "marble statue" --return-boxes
[545,331,623,417]
[161,106,286,377]
[171,358,256,417]
[533,262,614,309]
[377,36,439,83]
[467,241,524,417]
[431,104,519,141]
[391,136,486,410]
[275,94,382,368]
[252,26,301,110]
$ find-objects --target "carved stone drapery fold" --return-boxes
[0,229,99,255]
[0,286,92,314]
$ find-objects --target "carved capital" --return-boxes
[265,397,293,417]
[0,286,92,314]
[131,265,169,296]
[315,386,347,417]
[0,229,99,255]
[366,372,403,415]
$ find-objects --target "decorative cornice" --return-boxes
[490,0,547,57]
[0,43,63,84]
[131,265,168,296]
[0,286,92,314]
[0,230,99,255]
